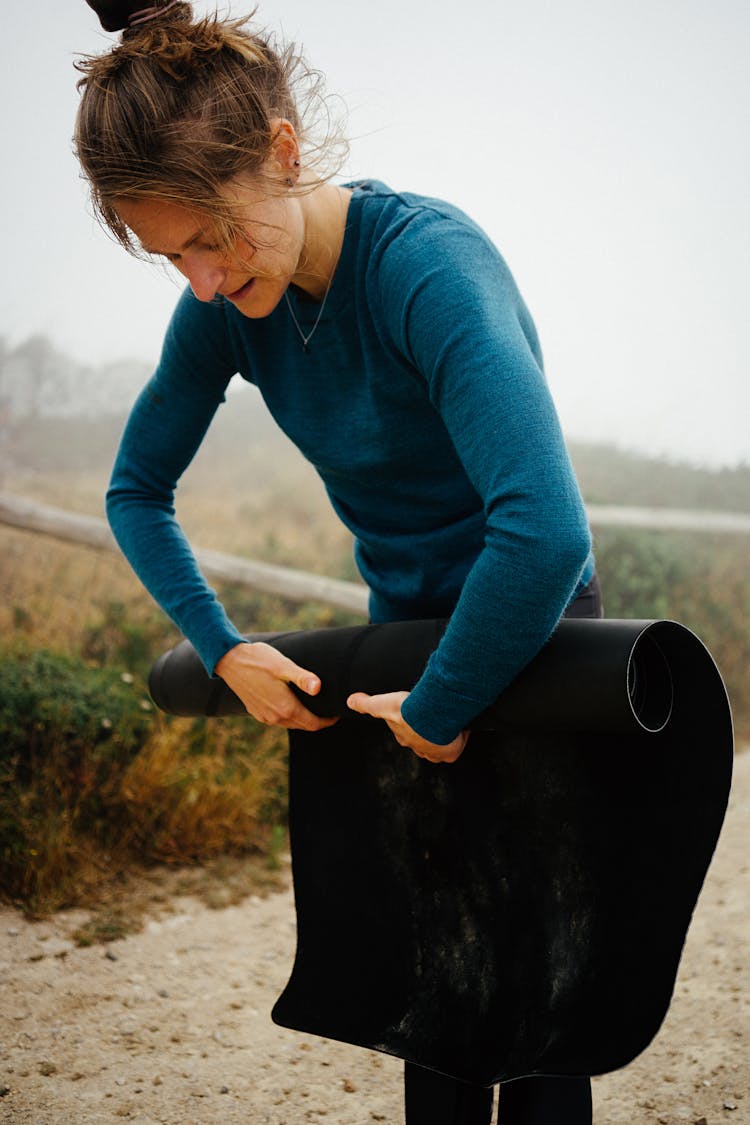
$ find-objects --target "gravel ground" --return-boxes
[1,752,747,1125]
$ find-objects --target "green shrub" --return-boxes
[0,645,154,908]
[595,530,749,736]
[0,642,290,914]
[81,598,180,679]
[593,529,702,619]
[1,646,152,779]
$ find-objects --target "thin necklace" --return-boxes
[285,186,350,352]
[284,280,332,354]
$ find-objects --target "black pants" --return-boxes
[404,1066,593,1125]
[404,573,602,1125]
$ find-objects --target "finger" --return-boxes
[282,661,322,696]
[257,645,323,696]
[277,682,338,728]
[285,711,339,732]
[283,680,339,729]
[253,700,338,731]
[412,749,448,764]
[347,691,406,719]
[413,739,467,765]
[346,691,393,720]
[346,691,373,715]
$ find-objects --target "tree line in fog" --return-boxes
[1,334,748,514]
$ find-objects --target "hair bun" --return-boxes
[85,0,188,32]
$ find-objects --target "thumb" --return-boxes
[347,692,376,716]
[275,655,321,696]
[293,666,322,696]
[287,657,319,693]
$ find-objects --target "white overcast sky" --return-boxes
[1,0,748,467]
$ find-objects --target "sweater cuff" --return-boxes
[196,623,248,679]
[401,675,487,745]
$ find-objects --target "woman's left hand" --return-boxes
[346,690,469,763]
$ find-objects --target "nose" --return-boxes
[183,255,227,303]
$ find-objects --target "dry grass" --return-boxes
[118,717,289,863]
[1,525,156,653]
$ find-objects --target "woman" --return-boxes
[77,2,600,1121]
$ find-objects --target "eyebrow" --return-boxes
[142,227,207,257]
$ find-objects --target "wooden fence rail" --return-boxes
[584,504,750,535]
[0,492,369,615]
[2,491,749,613]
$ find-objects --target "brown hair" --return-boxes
[74,2,346,256]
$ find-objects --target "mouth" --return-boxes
[223,278,255,301]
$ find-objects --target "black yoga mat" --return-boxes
[149,618,733,1087]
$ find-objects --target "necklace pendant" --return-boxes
[284,287,329,355]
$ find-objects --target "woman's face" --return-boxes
[115,177,308,317]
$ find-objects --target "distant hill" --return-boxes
[569,442,750,515]
[1,334,747,514]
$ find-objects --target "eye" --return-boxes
[143,248,181,263]
[151,240,224,264]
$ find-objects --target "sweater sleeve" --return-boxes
[378,212,593,743]
[106,288,246,674]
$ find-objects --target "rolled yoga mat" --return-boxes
[149,618,733,1086]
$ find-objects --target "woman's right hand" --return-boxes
[214,641,338,731]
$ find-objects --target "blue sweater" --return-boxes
[107,180,594,742]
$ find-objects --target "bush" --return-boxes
[81,598,177,676]
[0,645,154,909]
[595,530,749,736]
[119,720,288,863]
[0,642,291,914]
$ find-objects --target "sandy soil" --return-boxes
[1,754,747,1125]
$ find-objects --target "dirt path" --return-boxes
[1,754,747,1125]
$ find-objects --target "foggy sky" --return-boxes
[1,0,748,468]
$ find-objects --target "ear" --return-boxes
[268,118,301,178]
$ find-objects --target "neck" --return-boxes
[292,181,351,301]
